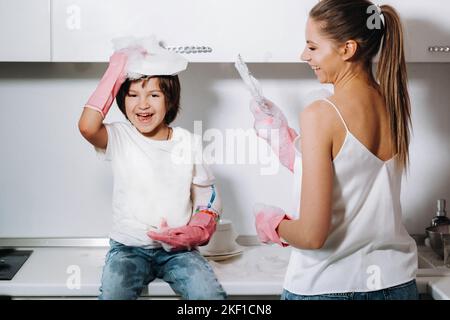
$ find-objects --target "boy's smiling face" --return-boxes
[125,77,169,139]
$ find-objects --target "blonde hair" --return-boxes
[377,4,411,169]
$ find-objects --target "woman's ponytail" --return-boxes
[377,5,412,170]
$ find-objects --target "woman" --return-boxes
[252,0,418,300]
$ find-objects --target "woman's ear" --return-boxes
[340,40,358,61]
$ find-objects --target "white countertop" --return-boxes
[1,244,449,299]
[0,245,290,298]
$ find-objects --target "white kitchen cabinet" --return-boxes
[385,0,450,62]
[0,0,51,61]
[51,0,316,62]
[50,0,450,63]
[0,1,448,63]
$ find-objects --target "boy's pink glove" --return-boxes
[254,203,291,247]
[85,51,128,118]
[147,212,218,252]
[250,99,298,172]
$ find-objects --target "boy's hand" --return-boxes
[85,51,128,118]
[147,212,217,252]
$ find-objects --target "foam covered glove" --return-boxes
[254,203,291,247]
[85,51,128,118]
[250,99,298,172]
[147,211,218,252]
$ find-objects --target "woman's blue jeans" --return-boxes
[99,239,227,300]
[281,279,419,300]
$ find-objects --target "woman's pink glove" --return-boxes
[85,51,128,118]
[249,99,298,172]
[254,203,291,247]
[147,212,218,252]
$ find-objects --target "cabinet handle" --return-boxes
[165,46,213,54]
[428,46,450,53]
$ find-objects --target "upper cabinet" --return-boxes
[51,0,315,62]
[0,0,51,61]
[0,0,448,62]
[384,0,450,63]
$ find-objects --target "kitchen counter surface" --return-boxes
[0,245,289,298]
[0,244,449,299]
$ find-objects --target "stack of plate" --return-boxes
[200,245,245,261]
[199,219,244,261]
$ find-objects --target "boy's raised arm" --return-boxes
[78,52,128,149]
[78,107,108,149]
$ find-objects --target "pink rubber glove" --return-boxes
[147,211,218,252]
[254,203,291,247]
[250,99,298,172]
[85,51,128,118]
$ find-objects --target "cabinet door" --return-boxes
[385,0,450,62]
[0,0,51,61]
[51,0,317,62]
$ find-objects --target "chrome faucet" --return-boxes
[431,199,450,227]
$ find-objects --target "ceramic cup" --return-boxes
[201,219,239,254]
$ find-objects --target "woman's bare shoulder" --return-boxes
[299,99,338,127]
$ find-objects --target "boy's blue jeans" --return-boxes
[281,279,419,300]
[99,239,227,300]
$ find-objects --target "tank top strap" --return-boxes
[322,98,349,133]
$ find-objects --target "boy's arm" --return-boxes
[147,183,222,251]
[78,51,128,149]
[78,107,108,149]
[191,184,222,218]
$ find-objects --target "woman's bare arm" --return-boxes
[277,100,334,249]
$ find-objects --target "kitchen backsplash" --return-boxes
[0,62,448,237]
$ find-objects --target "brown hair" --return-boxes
[310,0,411,169]
[116,75,181,125]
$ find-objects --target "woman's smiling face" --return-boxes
[125,77,168,138]
[301,18,344,84]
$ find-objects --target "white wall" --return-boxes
[0,62,448,237]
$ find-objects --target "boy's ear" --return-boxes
[340,40,358,61]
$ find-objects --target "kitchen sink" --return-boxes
[418,255,435,268]
[416,246,450,299]
[0,249,33,280]
[417,246,450,277]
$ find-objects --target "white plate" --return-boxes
[200,246,244,261]
[203,250,244,261]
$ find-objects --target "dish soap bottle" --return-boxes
[431,199,450,227]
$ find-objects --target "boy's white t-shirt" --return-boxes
[96,121,215,248]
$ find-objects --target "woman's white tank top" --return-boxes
[284,98,417,295]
